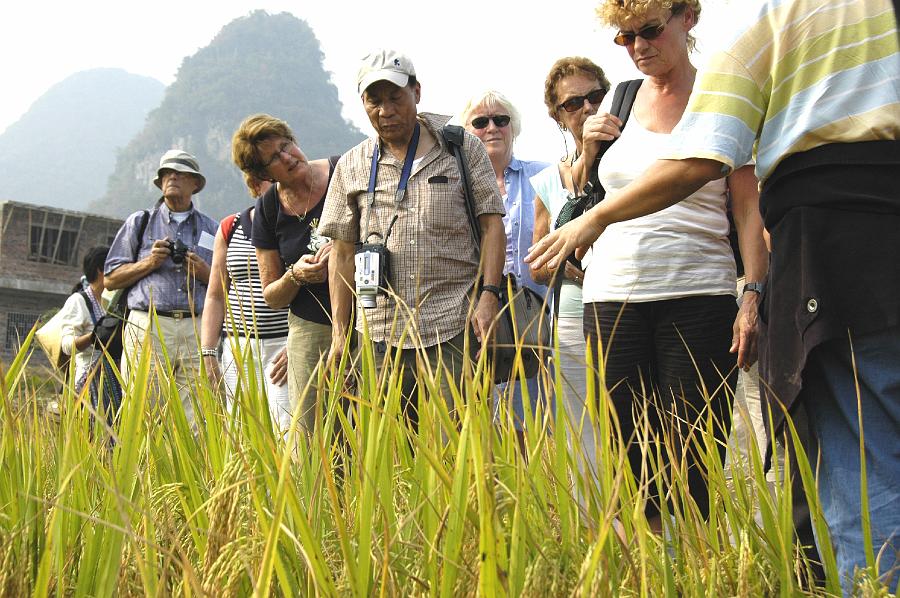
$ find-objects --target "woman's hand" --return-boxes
[314,241,333,262]
[268,347,288,386]
[205,354,223,389]
[526,216,606,272]
[582,112,623,146]
[564,262,585,285]
[730,292,760,370]
[291,254,328,285]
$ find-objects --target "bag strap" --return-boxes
[585,78,643,196]
[221,213,238,245]
[78,289,98,326]
[441,124,482,248]
[553,79,642,322]
[133,209,150,252]
[261,184,278,232]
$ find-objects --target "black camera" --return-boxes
[354,243,390,309]
[168,239,189,265]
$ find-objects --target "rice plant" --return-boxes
[0,317,893,596]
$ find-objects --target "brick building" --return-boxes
[0,200,123,365]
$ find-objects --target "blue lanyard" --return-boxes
[362,123,421,244]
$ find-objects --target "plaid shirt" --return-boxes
[319,112,504,348]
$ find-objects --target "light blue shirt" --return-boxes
[502,156,549,299]
[105,199,218,313]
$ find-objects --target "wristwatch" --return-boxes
[742,281,765,295]
[481,284,502,300]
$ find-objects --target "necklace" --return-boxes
[282,165,318,224]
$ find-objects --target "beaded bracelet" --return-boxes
[286,262,303,286]
[200,347,218,357]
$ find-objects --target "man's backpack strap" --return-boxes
[108,209,150,318]
[136,209,150,253]
[441,124,482,247]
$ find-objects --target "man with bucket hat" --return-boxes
[105,149,218,425]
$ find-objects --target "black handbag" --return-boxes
[442,125,551,383]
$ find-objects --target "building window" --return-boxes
[29,226,79,265]
[6,312,40,350]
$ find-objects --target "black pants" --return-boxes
[583,295,738,519]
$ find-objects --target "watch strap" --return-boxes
[481,284,501,299]
[742,282,764,295]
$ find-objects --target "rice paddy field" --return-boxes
[0,325,894,597]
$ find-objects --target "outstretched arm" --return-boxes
[526,157,725,270]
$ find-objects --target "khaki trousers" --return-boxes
[286,312,332,435]
[120,310,201,425]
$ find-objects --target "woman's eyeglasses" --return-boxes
[261,140,294,169]
[613,6,682,46]
[470,115,511,129]
[557,88,607,113]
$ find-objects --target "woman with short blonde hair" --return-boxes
[231,113,342,436]
[581,0,768,529]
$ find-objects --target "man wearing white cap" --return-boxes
[105,149,218,425]
[319,49,506,429]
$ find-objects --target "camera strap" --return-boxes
[361,123,421,244]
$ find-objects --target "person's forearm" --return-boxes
[530,201,555,285]
[479,214,505,287]
[329,240,355,339]
[590,158,724,229]
[74,332,94,352]
[200,295,225,350]
[736,220,768,284]
[727,164,768,286]
[262,271,301,309]
[104,260,155,290]
[570,147,598,193]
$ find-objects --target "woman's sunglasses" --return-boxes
[557,88,607,113]
[470,115,511,129]
[613,5,683,46]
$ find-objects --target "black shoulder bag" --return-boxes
[442,125,551,383]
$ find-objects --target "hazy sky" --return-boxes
[1,0,738,162]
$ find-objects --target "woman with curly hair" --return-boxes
[580,0,768,529]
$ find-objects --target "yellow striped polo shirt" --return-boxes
[668,0,900,184]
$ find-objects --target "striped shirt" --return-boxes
[318,112,504,349]
[224,209,289,339]
[668,0,900,184]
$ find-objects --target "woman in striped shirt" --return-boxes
[200,173,292,432]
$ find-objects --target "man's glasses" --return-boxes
[470,115,511,129]
[261,140,294,169]
[613,6,683,46]
[557,89,607,113]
